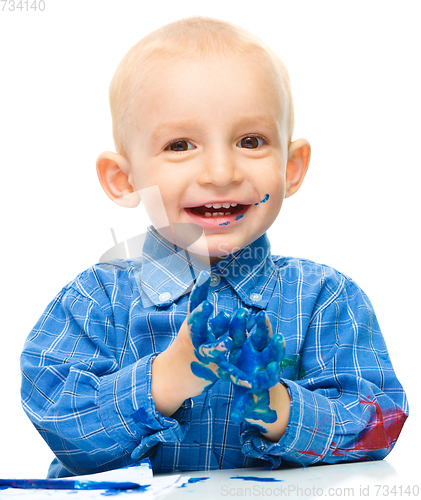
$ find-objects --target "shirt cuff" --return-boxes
[240,379,335,468]
[98,353,192,460]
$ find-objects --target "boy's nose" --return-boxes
[198,147,244,187]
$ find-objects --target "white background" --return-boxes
[0,0,419,486]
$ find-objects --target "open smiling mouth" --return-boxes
[185,203,251,225]
[187,203,248,217]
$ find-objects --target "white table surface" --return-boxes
[156,459,418,500]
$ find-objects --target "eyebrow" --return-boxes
[150,114,281,146]
[150,119,203,146]
[234,114,281,135]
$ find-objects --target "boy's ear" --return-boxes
[96,151,140,208]
[285,138,311,198]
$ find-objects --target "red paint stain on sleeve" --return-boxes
[295,449,324,460]
[332,399,408,456]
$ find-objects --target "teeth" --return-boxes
[201,202,240,209]
[206,202,239,207]
[204,211,231,218]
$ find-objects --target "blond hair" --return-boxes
[109,16,294,158]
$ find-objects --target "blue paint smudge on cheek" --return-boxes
[260,194,269,203]
[230,476,283,482]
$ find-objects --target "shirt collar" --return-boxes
[212,233,277,309]
[138,225,277,309]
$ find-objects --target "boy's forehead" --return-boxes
[127,52,286,134]
[110,20,294,156]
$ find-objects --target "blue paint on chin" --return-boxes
[235,214,244,220]
[219,221,230,225]
[230,476,283,482]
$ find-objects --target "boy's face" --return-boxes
[104,53,308,262]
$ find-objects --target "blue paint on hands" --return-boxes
[187,271,286,432]
[229,310,285,428]
[188,271,254,390]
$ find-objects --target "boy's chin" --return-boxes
[156,224,249,264]
[188,239,243,263]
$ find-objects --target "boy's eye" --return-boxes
[165,140,195,152]
[237,136,266,149]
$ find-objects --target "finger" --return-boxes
[229,308,250,351]
[259,333,286,366]
[209,311,230,339]
[250,311,271,352]
[197,334,233,361]
[254,361,281,390]
[188,300,213,348]
[230,389,256,425]
[244,390,278,425]
[189,270,211,313]
[215,360,254,389]
[190,361,218,387]
[229,336,255,373]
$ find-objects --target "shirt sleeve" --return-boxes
[20,281,191,477]
[240,273,408,468]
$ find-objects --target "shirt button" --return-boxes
[250,292,262,302]
[158,292,171,302]
[210,274,221,287]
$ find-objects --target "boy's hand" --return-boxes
[229,311,286,427]
[152,271,254,417]
[187,271,254,390]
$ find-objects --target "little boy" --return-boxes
[20,17,408,478]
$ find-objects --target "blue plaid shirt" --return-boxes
[20,226,408,478]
